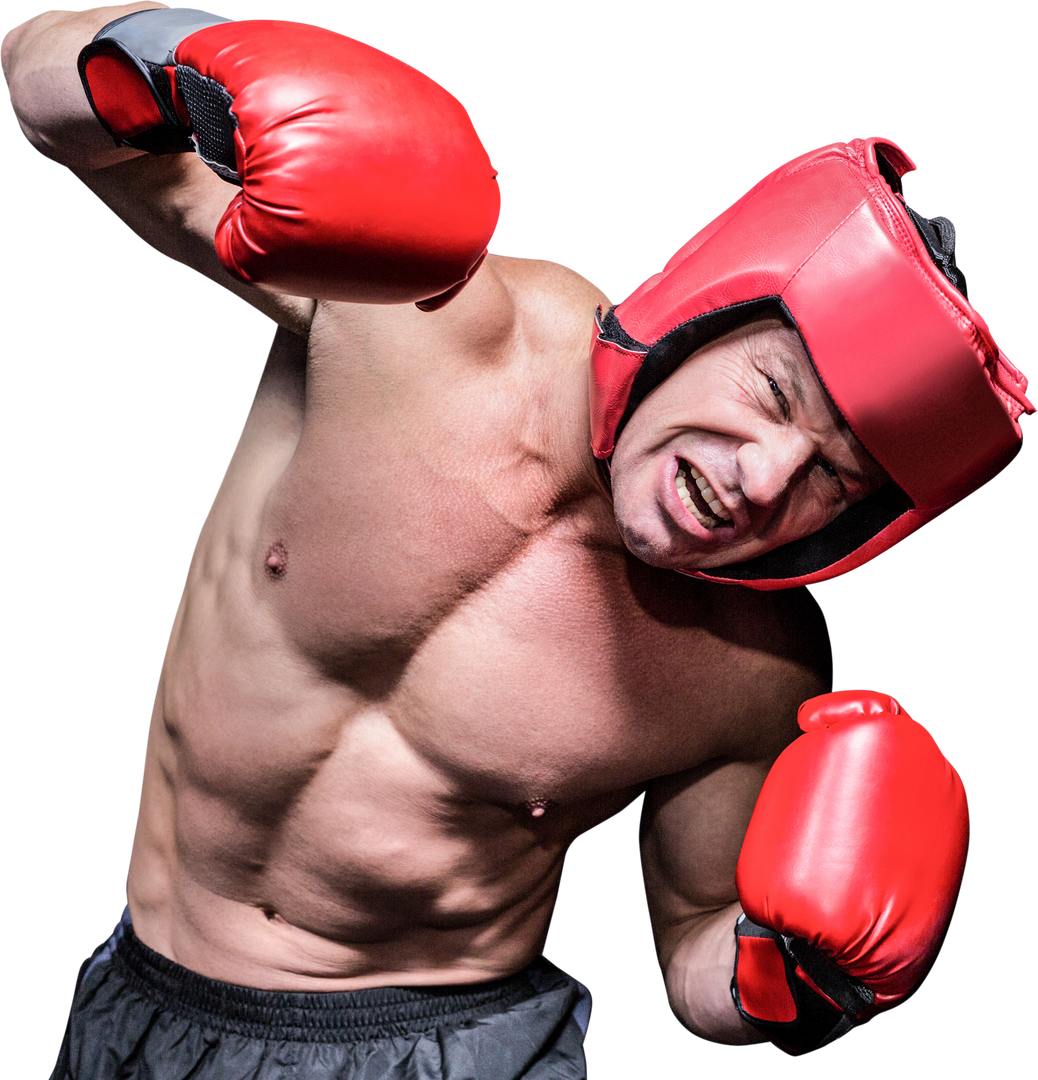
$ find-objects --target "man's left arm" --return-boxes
[639,587,829,1045]
[640,754,777,1045]
[643,688,971,1056]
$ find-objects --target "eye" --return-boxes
[814,456,839,480]
[765,374,789,417]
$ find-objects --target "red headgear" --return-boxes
[589,137,1032,589]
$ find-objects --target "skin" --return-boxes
[610,320,888,572]
[4,4,885,1046]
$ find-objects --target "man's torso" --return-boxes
[126,256,827,990]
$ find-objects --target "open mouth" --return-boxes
[676,462,733,530]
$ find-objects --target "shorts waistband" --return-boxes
[114,919,540,1043]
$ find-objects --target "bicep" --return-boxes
[638,590,834,1034]
[640,758,785,1041]
[74,153,315,333]
[641,758,772,965]
[640,595,831,958]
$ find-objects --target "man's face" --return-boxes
[609,319,888,571]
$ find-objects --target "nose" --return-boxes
[736,432,814,508]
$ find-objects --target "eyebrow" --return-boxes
[775,351,808,410]
[774,345,853,435]
[774,349,883,490]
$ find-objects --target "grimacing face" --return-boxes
[608,318,889,571]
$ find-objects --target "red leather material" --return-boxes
[786,200,1017,507]
[736,691,969,1006]
[587,318,647,445]
[82,52,164,140]
[734,935,797,1023]
[797,689,901,731]
[174,21,500,304]
[589,138,1032,586]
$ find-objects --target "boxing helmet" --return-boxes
[590,137,1032,589]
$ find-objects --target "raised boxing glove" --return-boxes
[78,8,499,307]
[731,690,968,1054]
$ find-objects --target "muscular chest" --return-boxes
[171,305,818,811]
[255,325,553,687]
[254,481,787,806]
[391,543,798,804]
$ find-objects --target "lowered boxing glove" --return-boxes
[731,690,968,1055]
[78,8,499,306]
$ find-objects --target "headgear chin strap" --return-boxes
[590,137,1033,590]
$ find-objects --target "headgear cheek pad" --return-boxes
[590,137,1033,590]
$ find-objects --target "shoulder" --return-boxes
[310,253,607,373]
[485,256,609,386]
[715,583,831,758]
[711,580,832,696]
[629,563,831,689]
[488,251,613,332]
[726,583,831,686]
[676,580,831,768]
[435,255,607,346]
[489,255,608,303]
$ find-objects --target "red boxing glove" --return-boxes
[731,690,968,1054]
[78,8,499,306]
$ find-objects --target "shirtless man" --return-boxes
[4,6,1029,1078]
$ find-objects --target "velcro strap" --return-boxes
[731,914,872,1056]
[77,8,230,154]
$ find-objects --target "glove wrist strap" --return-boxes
[78,8,230,154]
[731,914,874,1056]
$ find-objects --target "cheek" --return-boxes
[609,462,655,533]
[783,481,845,538]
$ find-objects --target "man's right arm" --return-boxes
[3,6,301,333]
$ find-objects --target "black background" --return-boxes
[8,4,1028,1075]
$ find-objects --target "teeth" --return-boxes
[675,462,732,527]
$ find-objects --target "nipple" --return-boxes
[526,798,551,818]
[265,541,287,579]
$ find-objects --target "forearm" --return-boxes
[5,4,316,329]
[662,900,764,1045]
[3,3,163,167]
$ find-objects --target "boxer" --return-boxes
[2,5,1025,1077]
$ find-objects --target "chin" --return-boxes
[615,514,691,570]
[614,513,662,565]
[612,478,717,570]
[617,513,754,573]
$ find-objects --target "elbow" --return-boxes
[5,6,166,166]
[659,910,767,1046]
[4,12,62,154]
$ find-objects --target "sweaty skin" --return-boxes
[5,4,852,1044]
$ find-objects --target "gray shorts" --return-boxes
[51,909,591,1079]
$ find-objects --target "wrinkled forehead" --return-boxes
[669,313,889,490]
[603,298,790,446]
[700,316,816,395]
[613,304,890,496]
[720,316,851,427]
[619,303,846,434]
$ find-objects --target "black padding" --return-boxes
[176,65,241,184]
[905,206,968,298]
[702,481,914,582]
